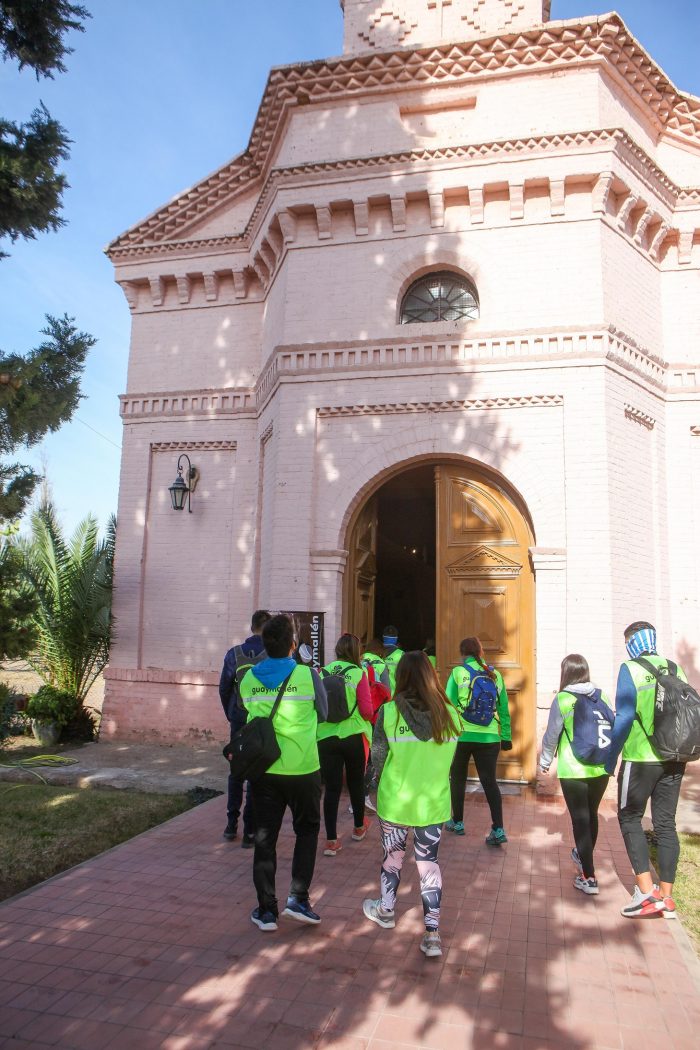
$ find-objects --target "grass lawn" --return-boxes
[0,784,195,902]
[651,833,700,952]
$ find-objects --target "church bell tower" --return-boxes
[340,0,551,52]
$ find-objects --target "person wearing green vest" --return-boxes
[319,633,374,856]
[444,637,512,845]
[362,651,461,958]
[382,626,404,696]
[540,654,612,895]
[605,621,689,919]
[239,614,328,931]
[362,640,391,692]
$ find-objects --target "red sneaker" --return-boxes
[352,818,371,841]
[323,839,342,856]
[661,896,678,920]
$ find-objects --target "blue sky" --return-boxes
[1,0,699,535]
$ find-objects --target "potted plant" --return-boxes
[23,686,78,746]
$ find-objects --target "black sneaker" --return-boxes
[282,897,321,924]
[223,823,238,841]
[251,907,278,931]
[241,833,255,849]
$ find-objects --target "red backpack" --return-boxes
[367,664,390,724]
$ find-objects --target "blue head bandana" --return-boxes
[626,628,657,659]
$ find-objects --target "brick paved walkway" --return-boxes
[1,791,698,1050]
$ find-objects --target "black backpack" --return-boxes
[223,671,293,780]
[227,644,267,717]
[320,664,359,724]
[633,657,700,763]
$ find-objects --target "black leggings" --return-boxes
[560,776,609,879]
[450,741,502,827]
[618,760,685,884]
[318,733,366,839]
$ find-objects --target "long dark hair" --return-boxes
[559,654,590,691]
[364,638,386,659]
[393,651,455,743]
[459,637,497,682]
[335,633,361,667]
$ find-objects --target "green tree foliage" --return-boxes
[0,316,96,522]
[17,502,115,702]
[0,3,94,660]
[0,1,89,255]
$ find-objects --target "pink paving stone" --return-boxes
[0,794,698,1050]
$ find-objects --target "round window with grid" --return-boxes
[400,271,479,324]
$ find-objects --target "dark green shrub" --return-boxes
[0,683,22,744]
[62,705,98,742]
[24,685,78,727]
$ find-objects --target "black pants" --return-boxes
[250,771,321,916]
[227,771,254,836]
[618,760,685,884]
[450,741,502,827]
[560,775,609,879]
[318,733,366,838]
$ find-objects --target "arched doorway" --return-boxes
[344,458,536,781]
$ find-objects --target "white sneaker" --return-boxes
[420,931,442,957]
[362,898,395,929]
[573,875,599,895]
[349,796,377,814]
[620,886,664,918]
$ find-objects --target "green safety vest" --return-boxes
[377,701,460,826]
[239,664,319,775]
[317,661,372,743]
[384,649,404,695]
[623,657,688,762]
[555,691,608,779]
[445,659,508,743]
[362,652,387,681]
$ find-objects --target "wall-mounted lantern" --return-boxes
[168,453,198,513]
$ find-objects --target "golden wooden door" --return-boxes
[435,465,535,781]
[345,496,378,648]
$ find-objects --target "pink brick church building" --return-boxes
[103,0,700,781]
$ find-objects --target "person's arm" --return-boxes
[311,668,328,722]
[539,700,564,771]
[496,671,511,746]
[218,649,236,720]
[605,664,637,774]
[371,705,389,783]
[445,670,460,708]
[355,672,373,721]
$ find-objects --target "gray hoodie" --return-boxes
[539,682,600,771]
[371,691,435,782]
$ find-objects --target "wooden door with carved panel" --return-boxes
[346,496,378,649]
[435,465,535,781]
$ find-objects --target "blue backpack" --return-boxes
[564,690,615,765]
[462,664,499,726]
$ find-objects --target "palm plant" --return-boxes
[18,501,116,703]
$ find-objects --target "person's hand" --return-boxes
[500,740,513,752]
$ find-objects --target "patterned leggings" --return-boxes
[379,819,443,931]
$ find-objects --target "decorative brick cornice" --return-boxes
[624,405,656,430]
[150,440,237,452]
[107,13,700,256]
[108,128,699,277]
[257,326,667,409]
[318,394,563,418]
[121,389,255,419]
